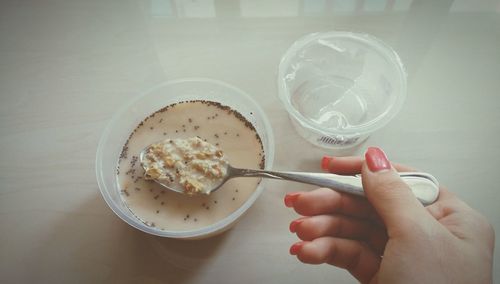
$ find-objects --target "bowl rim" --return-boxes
[278,31,408,136]
[96,77,275,238]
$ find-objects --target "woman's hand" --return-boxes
[285,147,494,284]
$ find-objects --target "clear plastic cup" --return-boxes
[96,78,274,239]
[278,32,407,149]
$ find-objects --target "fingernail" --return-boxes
[290,241,307,255]
[289,217,307,233]
[365,147,391,172]
[321,156,332,170]
[284,192,301,207]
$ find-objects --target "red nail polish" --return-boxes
[284,192,301,207]
[289,241,306,255]
[321,156,332,170]
[289,217,307,233]
[365,147,391,172]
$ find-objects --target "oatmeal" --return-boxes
[142,137,229,195]
[117,100,265,231]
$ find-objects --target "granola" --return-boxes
[141,137,228,195]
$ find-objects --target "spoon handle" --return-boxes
[231,168,439,205]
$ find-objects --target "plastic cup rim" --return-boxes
[278,31,408,136]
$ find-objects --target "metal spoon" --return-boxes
[139,148,440,205]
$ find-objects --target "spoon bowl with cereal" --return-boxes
[140,137,440,205]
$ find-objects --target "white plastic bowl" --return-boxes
[96,78,274,239]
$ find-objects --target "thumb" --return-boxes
[362,147,431,234]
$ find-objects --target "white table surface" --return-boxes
[1,0,500,283]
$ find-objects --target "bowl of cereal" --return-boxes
[96,78,274,239]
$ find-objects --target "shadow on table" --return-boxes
[34,194,230,283]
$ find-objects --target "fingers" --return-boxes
[425,187,462,220]
[361,147,435,236]
[321,156,365,175]
[285,188,377,220]
[321,155,416,174]
[290,214,387,254]
[291,237,381,284]
[426,188,495,247]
